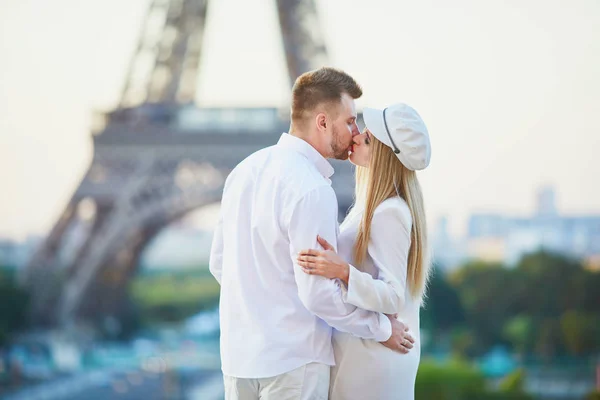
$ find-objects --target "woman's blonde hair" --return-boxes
[352,133,431,303]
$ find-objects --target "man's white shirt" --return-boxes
[209,133,392,379]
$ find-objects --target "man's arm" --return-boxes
[209,211,224,285]
[288,185,391,342]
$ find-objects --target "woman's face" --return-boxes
[349,128,372,167]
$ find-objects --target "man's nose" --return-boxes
[351,122,360,136]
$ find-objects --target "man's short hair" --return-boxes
[291,67,362,124]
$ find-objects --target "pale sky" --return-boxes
[1,0,599,241]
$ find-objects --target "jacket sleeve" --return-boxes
[343,202,412,314]
[209,211,224,285]
[289,185,392,342]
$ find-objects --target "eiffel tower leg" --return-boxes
[276,0,329,86]
[76,224,161,336]
[25,202,77,325]
[56,163,152,326]
[63,203,112,278]
[26,202,76,275]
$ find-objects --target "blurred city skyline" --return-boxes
[1,0,600,241]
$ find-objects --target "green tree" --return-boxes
[560,310,600,356]
[580,269,600,314]
[503,316,534,356]
[449,327,477,357]
[421,266,465,334]
[0,268,30,345]
[516,250,581,317]
[516,250,597,357]
[449,260,523,354]
[448,250,600,358]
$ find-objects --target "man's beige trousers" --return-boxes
[223,362,330,400]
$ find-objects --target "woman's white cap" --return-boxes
[363,103,431,171]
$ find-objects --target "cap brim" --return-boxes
[363,107,393,149]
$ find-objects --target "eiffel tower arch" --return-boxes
[25,0,356,330]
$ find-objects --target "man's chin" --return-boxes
[334,152,350,161]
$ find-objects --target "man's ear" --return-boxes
[316,113,327,132]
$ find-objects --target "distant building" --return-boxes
[0,239,18,267]
[0,236,42,269]
[465,186,600,265]
[431,216,466,271]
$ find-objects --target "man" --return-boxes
[209,67,413,400]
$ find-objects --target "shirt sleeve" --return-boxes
[343,202,411,314]
[288,185,392,342]
[209,210,224,285]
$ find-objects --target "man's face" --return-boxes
[329,93,360,160]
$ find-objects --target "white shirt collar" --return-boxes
[277,133,335,179]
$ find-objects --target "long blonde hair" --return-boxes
[352,134,431,303]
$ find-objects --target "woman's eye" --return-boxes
[365,137,370,145]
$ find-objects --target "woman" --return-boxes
[297,103,432,400]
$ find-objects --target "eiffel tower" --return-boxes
[25,0,357,331]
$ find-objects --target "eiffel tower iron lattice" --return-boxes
[25,0,355,330]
